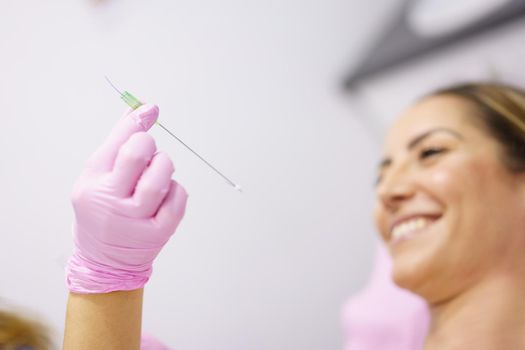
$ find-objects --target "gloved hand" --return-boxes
[66,104,188,294]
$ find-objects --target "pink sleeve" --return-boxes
[341,244,430,350]
[141,332,174,350]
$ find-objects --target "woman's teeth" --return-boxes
[391,217,431,243]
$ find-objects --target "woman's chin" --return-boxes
[390,246,442,298]
[388,220,447,296]
[391,259,428,294]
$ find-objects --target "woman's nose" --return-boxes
[377,165,415,211]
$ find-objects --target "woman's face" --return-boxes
[374,95,525,303]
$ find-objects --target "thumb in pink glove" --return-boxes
[66,104,188,294]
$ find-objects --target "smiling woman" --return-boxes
[374,83,525,349]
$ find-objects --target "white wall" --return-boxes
[0,1,404,349]
[354,19,525,139]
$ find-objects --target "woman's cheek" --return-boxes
[426,159,469,200]
[427,168,456,196]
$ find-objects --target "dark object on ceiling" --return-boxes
[344,0,525,90]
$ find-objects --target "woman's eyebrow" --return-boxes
[407,128,463,150]
[378,128,463,170]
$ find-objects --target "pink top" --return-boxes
[341,244,430,350]
[142,245,430,350]
[141,332,173,350]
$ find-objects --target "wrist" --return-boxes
[66,250,152,294]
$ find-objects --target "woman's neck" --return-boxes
[424,271,525,350]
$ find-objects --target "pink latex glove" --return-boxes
[66,104,188,294]
[341,244,430,350]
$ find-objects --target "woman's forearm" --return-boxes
[63,103,187,349]
[63,289,143,350]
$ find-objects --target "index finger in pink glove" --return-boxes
[118,151,176,219]
[111,132,158,197]
[86,104,159,172]
[127,151,175,219]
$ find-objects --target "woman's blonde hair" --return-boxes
[430,82,525,172]
[0,310,52,350]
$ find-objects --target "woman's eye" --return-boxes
[419,147,446,159]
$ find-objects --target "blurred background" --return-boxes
[1,0,524,349]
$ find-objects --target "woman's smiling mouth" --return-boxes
[389,215,442,245]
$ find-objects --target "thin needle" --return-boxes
[104,75,124,96]
[104,76,243,193]
[155,121,242,192]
